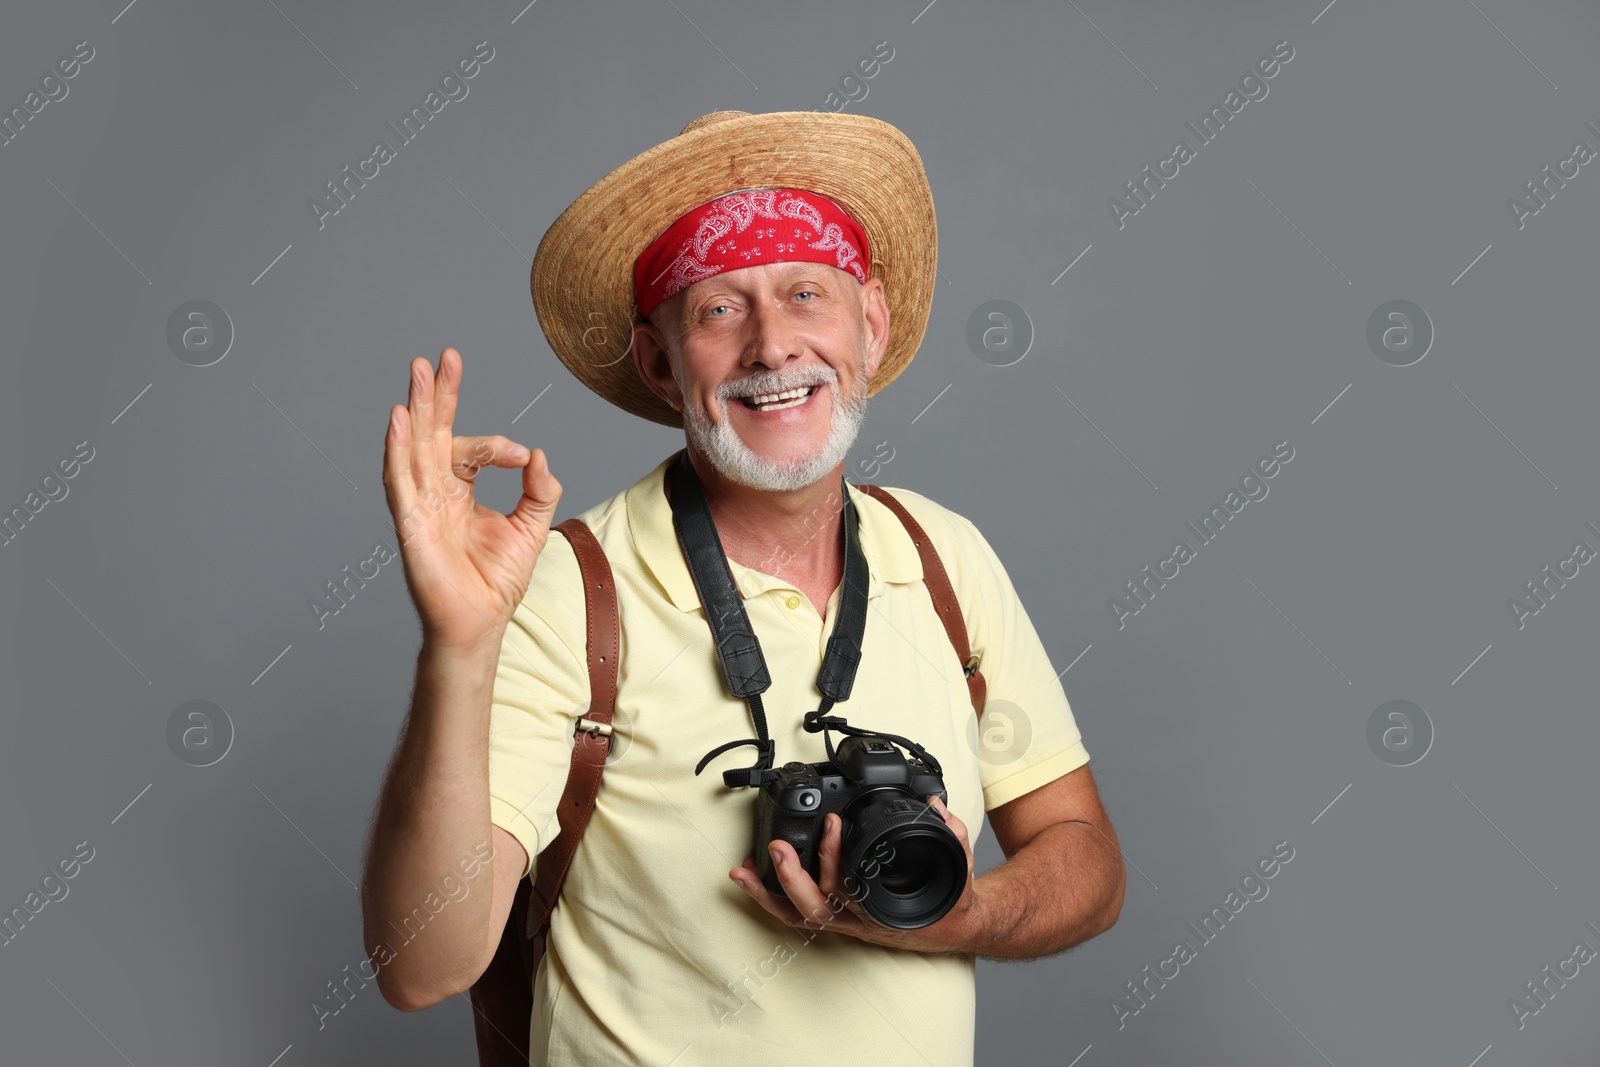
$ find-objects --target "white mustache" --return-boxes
[719,367,837,400]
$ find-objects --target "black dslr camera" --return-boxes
[753,733,967,930]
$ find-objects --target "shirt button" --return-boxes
[784,594,802,610]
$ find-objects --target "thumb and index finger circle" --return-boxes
[440,432,562,539]
[508,445,562,537]
[448,435,530,481]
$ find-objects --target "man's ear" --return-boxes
[631,317,682,412]
[860,277,891,379]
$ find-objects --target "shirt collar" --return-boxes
[626,452,924,614]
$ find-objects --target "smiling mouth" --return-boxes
[739,384,819,412]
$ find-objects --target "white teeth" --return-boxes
[745,385,816,409]
[750,386,810,404]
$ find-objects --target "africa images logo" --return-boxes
[1109,840,1295,1029]
[308,41,495,230]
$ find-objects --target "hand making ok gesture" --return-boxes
[381,347,563,653]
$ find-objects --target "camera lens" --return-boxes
[840,793,966,930]
[876,836,943,895]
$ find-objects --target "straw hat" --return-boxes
[529,110,938,428]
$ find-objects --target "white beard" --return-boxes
[679,339,871,493]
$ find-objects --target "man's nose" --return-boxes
[742,297,801,369]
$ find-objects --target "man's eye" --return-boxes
[707,305,730,316]
[794,291,816,301]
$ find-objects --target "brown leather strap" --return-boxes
[527,518,620,938]
[854,484,987,717]
[470,518,618,1067]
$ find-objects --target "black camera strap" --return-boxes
[667,448,872,787]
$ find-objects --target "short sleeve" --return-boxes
[947,512,1091,811]
[487,531,593,879]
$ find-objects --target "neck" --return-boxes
[676,440,847,587]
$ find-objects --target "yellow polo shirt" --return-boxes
[488,451,1090,1067]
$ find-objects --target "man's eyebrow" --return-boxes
[775,266,840,289]
[680,265,844,310]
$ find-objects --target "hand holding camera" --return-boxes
[731,734,981,953]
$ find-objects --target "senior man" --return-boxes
[361,110,1124,1066]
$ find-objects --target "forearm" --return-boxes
[961,821,1126,960]
[360,635,505,1008]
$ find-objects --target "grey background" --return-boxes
[2,0,1597,1063]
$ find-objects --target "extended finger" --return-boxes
[409,356,439,496]
[450,435,530,482]
[433,347,462,447]
[430,349,464,486]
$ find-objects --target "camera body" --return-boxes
[752,734,964,930]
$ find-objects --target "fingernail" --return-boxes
[770,845,784,867]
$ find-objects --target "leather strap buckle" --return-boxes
[575,717,613,736]
[963,654,981,678]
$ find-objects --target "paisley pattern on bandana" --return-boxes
[634,189,870,316]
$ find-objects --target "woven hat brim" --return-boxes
[530,111,937,428]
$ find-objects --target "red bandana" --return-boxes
[633,188,870,318]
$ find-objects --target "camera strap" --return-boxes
[666,447,871,788]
